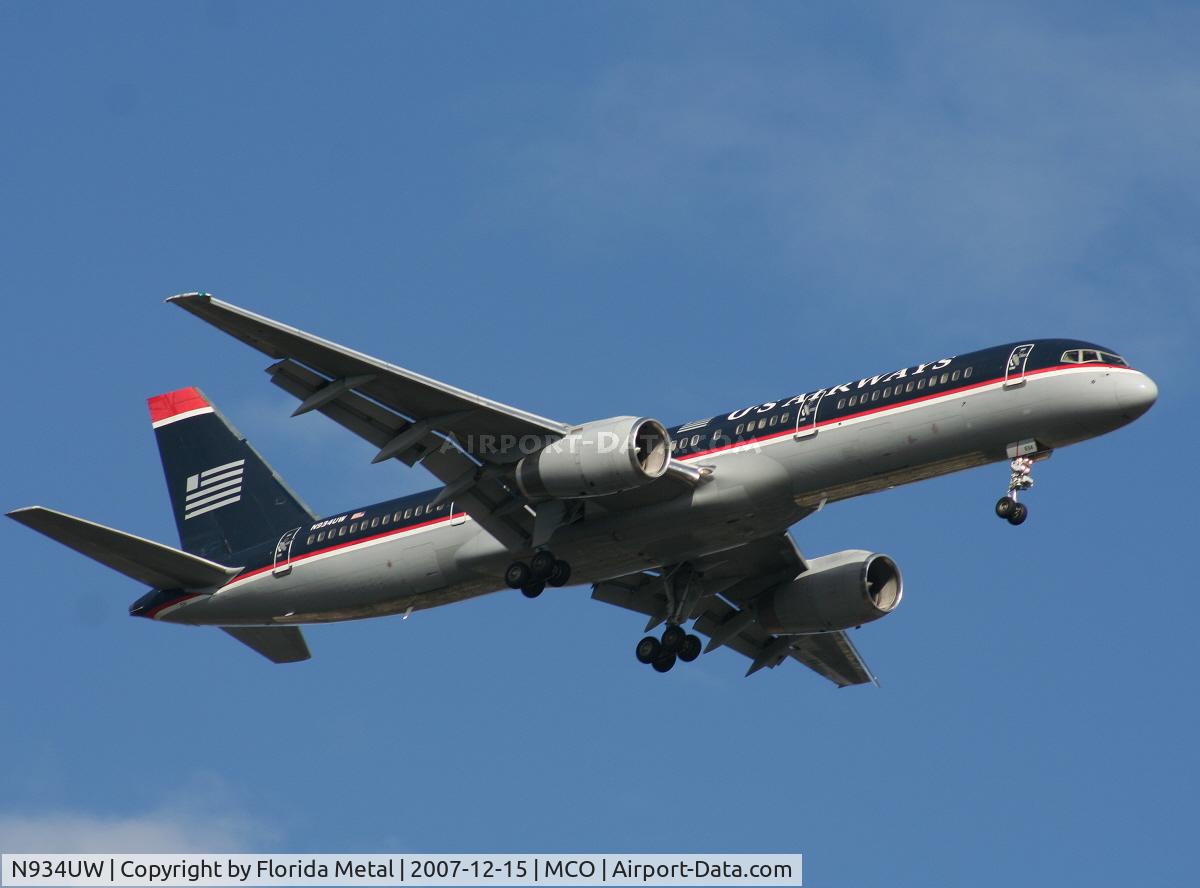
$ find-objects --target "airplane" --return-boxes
[8,294,1158,685]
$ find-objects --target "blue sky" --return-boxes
[1,2,1196,885]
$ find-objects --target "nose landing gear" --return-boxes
[995,456,1033,526]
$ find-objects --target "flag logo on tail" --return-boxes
[184,459,245,520]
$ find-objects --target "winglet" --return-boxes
[166,292,212,305]
[148,387,213,428]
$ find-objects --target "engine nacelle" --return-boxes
[515,416,670,500]
[757,550,903,634]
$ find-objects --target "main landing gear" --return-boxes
[995,456,1033,526]
[634,623,703,673]
[505,551,572,599]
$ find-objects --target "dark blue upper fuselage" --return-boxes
[202,338,1131,581]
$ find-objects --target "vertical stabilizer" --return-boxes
[149,387,315,559]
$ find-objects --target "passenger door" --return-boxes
[1004,344,1035,388]
[272,527,302,577]
[793,391,825,439]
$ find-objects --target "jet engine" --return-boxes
[757,550,903,634]
[515,416,670,499]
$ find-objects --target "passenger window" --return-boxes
[735,423,743,435]
[883,386,891,398]
[691,435,700,446]
[939,372,949,384]
[768,416,778,427]
[404,509,412,519]
[781,412,789,423]
[837,398,845,409]
[951,370,960,382]
[393,511,402,522]
[349,523,358,533]
[338,526,347,537]
[382,514,390,525]
[306,534,314,545]
[371,517,379,528]
[871,390,880,401]
[317,531,325,542]
[964,367,973,379]
[906,381,915,393]
[917,379,926,390]
[418,506,426,516]
[848,395,857,407]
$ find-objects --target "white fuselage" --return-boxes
[162,362,1154,628]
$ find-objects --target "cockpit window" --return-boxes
[1061,349,1128,367]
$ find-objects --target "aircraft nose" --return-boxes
[1114,371,1158,419]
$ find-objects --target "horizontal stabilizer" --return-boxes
[8,506,240,589]
[221,626,311,663]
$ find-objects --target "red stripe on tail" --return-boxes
[147,387,210,424]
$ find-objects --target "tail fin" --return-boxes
[149,387,315,560]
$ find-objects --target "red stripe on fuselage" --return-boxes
[146,592,201,619]
[676,363,1129,462]
[217,363,1127,588]
[221,511,467,591]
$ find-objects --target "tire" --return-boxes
[521,581,545,599]
[505,561,531,589]
[651,653,677,673]
[995,497,1016,519]
[530,550,556,580]
[1007,503,1028,526]
[635,636,661,664]
[546,559,572,588]
[678,634,702,663]
[661,624,686,653]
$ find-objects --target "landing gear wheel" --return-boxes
[505,561,531,589]
[661,624,686,654]
[678,634,702,663]
[651,653,677,673]
[530,550,556,580]
[520,581,545,599]
[995,497,1016,519]
[546,559,572,587]
[1007,503,1028,526]
[635,636,661,664]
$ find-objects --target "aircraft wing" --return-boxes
[169,293,573,550]
[168,294,571,459]
[591,532,877,688]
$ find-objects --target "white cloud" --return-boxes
[500,4,1200,365]
[0,777,275,853]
